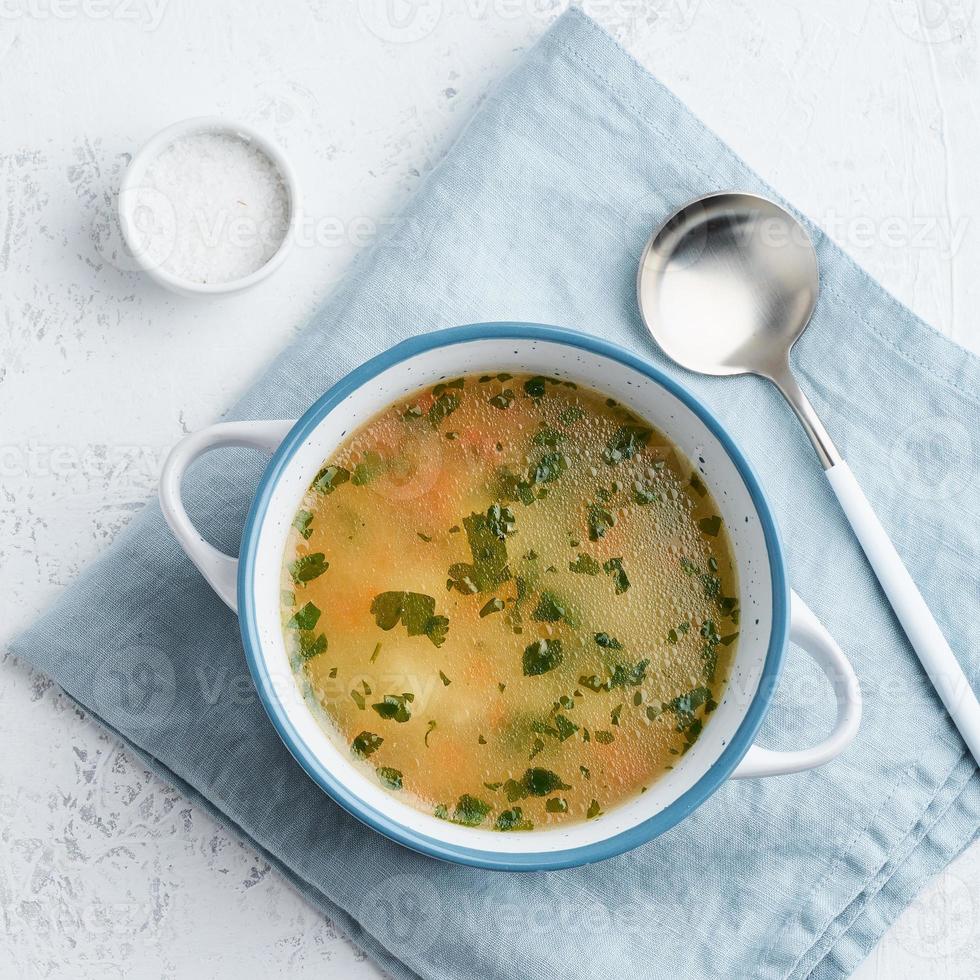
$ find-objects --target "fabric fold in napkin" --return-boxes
[12,9,980,979]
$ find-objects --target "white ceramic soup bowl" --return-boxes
[160,323,861,870]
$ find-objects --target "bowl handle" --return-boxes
[731,590,862,778]
[159,420,295,613]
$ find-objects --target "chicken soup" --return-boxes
[281,373,740,830]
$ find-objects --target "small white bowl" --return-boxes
[118,116,300,296]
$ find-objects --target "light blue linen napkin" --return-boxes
[12,9,980,978]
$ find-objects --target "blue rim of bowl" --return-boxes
[238,322,790,871]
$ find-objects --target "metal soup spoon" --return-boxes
[637,191,980,764]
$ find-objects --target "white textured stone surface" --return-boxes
[1,1,978,977]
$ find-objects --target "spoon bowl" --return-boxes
[637,192,818,378]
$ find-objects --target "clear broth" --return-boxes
[281,373,740,831]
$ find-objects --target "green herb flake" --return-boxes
[451,794,492,827]
[424,720,437,747]
[595,730,614,744]
[495,807,533,832]
[698,515,722,537]
[281,589,296,606]
[288,552,329,585]
[609,659,649,688]
[610,704,623,726]
[545,797,568,813]
[417,532,433,542]
[502,778,526,802]
[489,390,515,410]
[586,800,602,819]
[701,619,721,644]
[530,451,567,486]
[313,465,350,495]
[558,405,584,426]
[370,591,449,647]
[532,591,566,623]
[351,450,385,486]
[633,481,661,505]
[525,768,570,796]
[350,689,365,709]
[594,632,623,650]
[602,425,652,465]
[587,503,617,541]
[568,553,601,575]
[602,557,630,594]
[480,597,505,618]
[369,642,382,663]
[428,391,462,428]
[432,378,465,396]
[377,767,403,790]
[448,506,514,594]
[522,638,563,676]
[287,602,321,631]
[665,685,713,749]
[553,714,579,741]
[532,719,559,738]
[523,376,547,399]
[292,510,314,540]
[533,427,565,448]
[298,633,327,662]
[351,732,383,758]
[371,692,415,723]
[689,473,707,497]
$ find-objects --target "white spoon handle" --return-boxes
[826,460,980,763]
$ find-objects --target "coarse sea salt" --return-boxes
[133,131,290,285]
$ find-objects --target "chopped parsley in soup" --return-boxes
[280,373,739,830]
